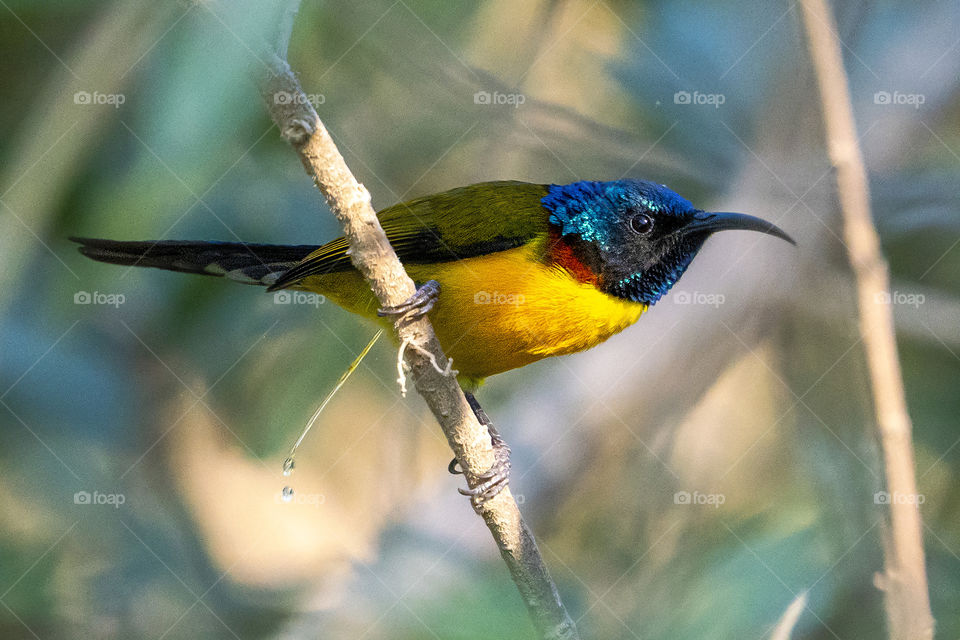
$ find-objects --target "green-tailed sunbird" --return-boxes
[73,179,793,501]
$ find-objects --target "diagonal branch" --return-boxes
[799,1,934,639]
[253,2,579,638]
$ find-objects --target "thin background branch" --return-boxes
[254,1,579,638]
[799,1,935,638]
[769,592,808,640]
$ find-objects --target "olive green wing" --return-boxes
[267,181,549,291]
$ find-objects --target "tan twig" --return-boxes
[253,2,578,638]
[799,1,934,638]
[396,337,457,397]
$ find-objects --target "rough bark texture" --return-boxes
[799,1,934,638]
[254,4,579,638]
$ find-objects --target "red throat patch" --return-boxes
[546,228,599,285]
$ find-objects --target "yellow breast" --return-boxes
[301,243,647,387]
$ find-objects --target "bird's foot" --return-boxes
[449,424,512,508]
[377,280,440,320]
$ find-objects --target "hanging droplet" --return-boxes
[283,330,383,471]
[281,486,294,503]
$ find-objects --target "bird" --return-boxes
[72,179,793,502]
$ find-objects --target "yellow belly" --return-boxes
[301,244,647,387]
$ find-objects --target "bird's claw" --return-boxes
[378,280,440,320]
[450,427,512,508]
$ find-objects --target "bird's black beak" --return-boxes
[685,211,795,245]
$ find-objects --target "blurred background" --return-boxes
[1,0,958,638]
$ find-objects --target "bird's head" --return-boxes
[542,179,794,305]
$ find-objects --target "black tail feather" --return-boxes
[70,237,320,287]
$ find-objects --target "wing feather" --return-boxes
[267,181,549,291]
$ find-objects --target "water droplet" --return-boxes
[282,457,295,477]
[281,486,294,502]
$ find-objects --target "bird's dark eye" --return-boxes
[630,213,655,235]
